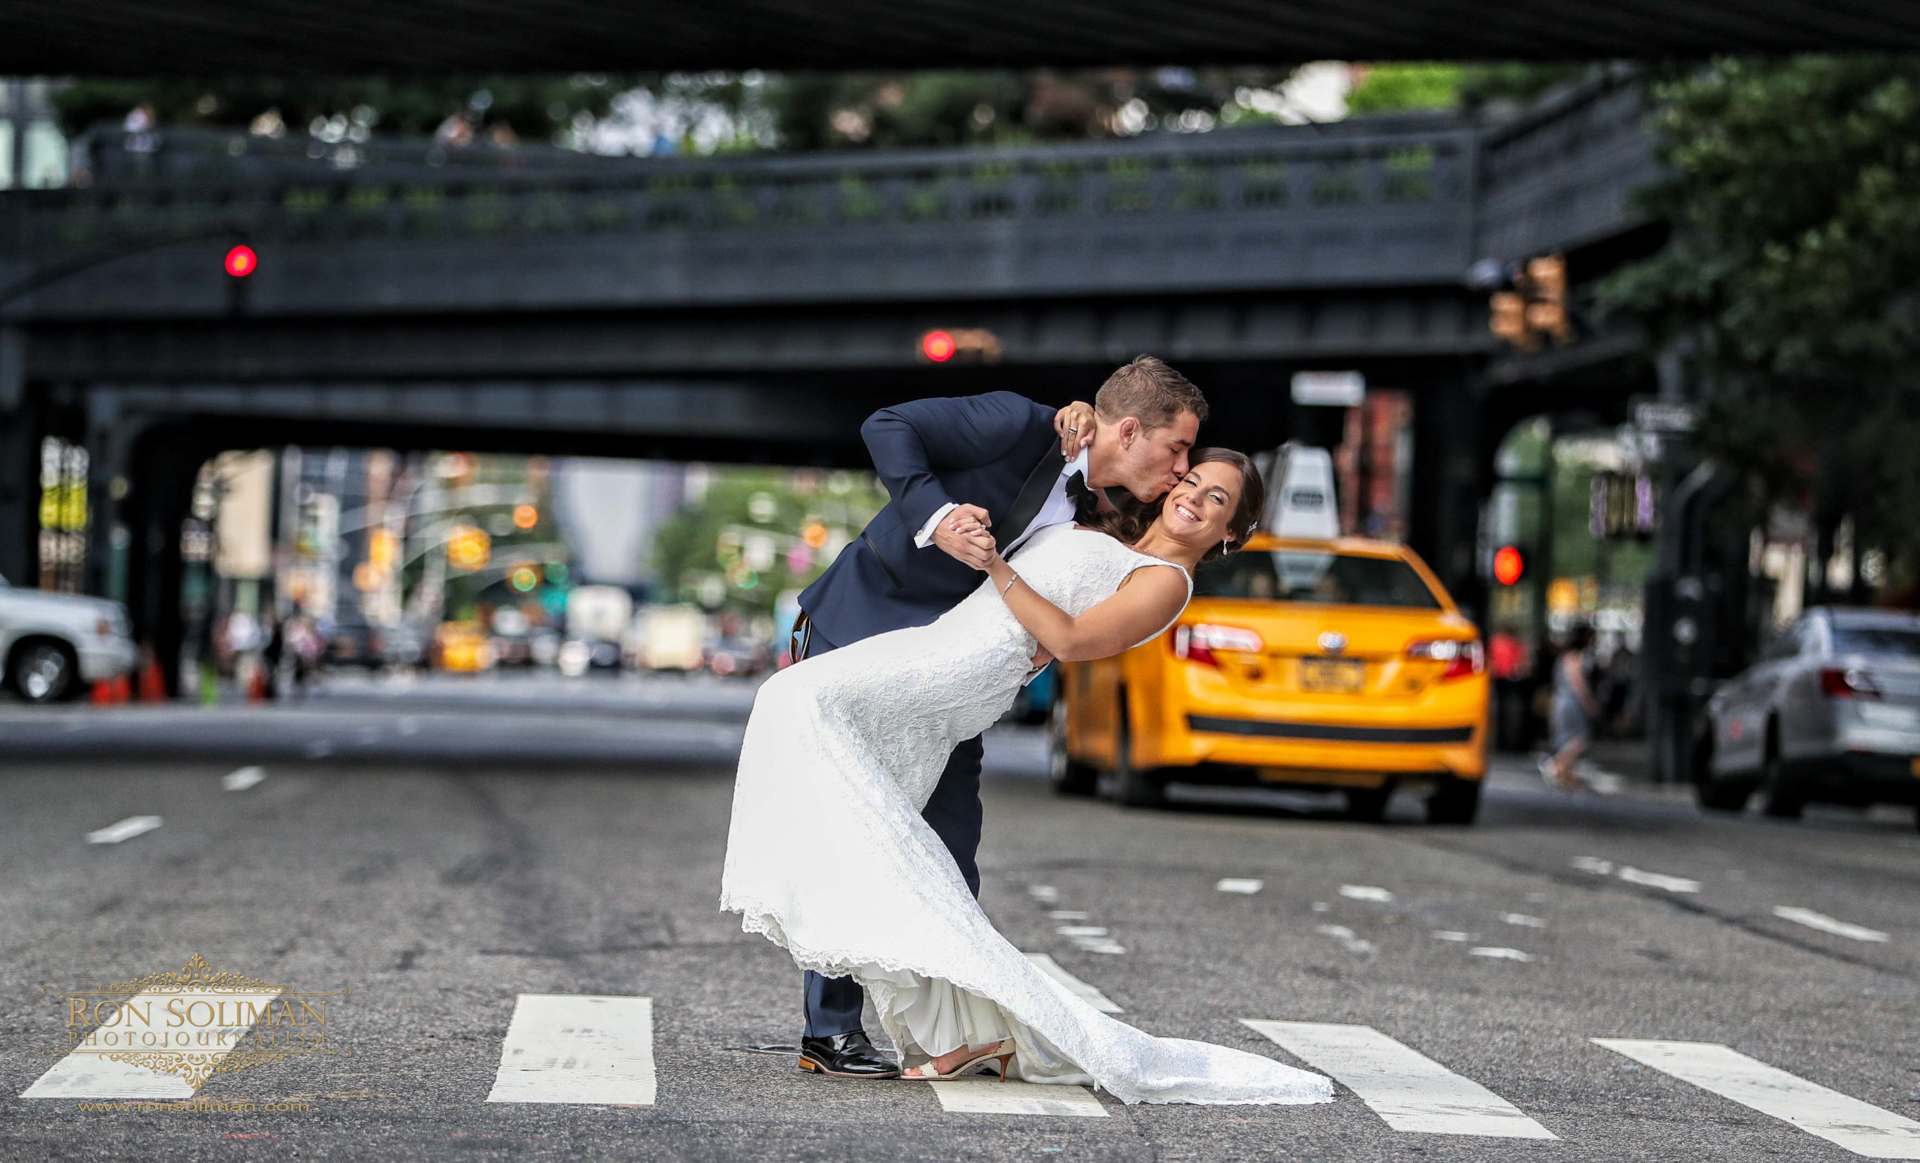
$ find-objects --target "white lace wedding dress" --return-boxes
[720,524,1333,1106]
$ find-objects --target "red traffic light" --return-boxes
[1493,545,1525,586]
[920,330,956,362]
[224,245,258,278]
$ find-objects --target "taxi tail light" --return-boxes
[1172,624,1264,668]
[1818,667,1880,700]
[1407,638,1484,680]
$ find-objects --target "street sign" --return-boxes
[1290,371,1364,407]
[1634,401,1696,433]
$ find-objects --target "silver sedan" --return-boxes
[1697,606,1920,825]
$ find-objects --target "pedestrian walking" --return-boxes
[1540,624,1603,792]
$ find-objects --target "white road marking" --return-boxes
[1311,902,1330,912]
[1501,913,1547,928]
[1243,1021,1555,1139]
[485,995,655,1106]
[1055,926,1108,938]
[1048,910,1090,921]
[21,988,282,1098]
[1594,1040,1920,1159]
[1216,878,1264,894]
[1317,925,1376,955]
[1339,885,1395,903]
[221,766,265,791]
[1773,907,1890,943]
[1575,857,1700,894]
[1024,953,1122,1014]
[1469,947,1534,962]
[85,816,162,845]
[1617,867,1700,894]
[1074,940,1127,955]
[928,1077,1107,1117]
[1028,885,1060,904]
[1430,931,1472,942]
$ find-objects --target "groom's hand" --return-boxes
[1054,401,1096,458]
[933,504,995,569]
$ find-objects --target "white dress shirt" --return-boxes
[913,447,1090,557]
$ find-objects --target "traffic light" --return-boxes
[1493,545,1525,586]
[918,328,1003,364]
[513,504,538,530]
[509,563,540,592]
[1489,292,1528,348]
[1486,252,1571,351]
[1524,255,1571,344]
[224,245,257,278]
[920,330,957,362]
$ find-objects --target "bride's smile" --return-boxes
[1133,460,1246,568]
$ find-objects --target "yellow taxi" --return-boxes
[1049,534,1489,823]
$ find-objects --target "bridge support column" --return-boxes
[1409,368,1487,621]
[121,435,197,699]
[0,326,37,588]
[82,393,131,602]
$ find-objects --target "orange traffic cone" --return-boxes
[136,650,166,702]
[91,679,113,705]
[110,673,132,704]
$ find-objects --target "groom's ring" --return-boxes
[1068,426,1078,432]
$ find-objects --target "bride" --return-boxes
[720,449,1333,1106]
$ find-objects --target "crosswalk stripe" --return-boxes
[1594,1040,1920,1159]
[20,989,282,1099]
[1242,1021,1556,1139]
[928,1077,1107,1117]
[485,995,655,1106]
[1024,952,1123,1013]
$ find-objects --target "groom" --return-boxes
[790,355,1208,1078]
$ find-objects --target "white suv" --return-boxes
[0,572,136,703]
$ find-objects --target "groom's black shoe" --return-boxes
[798,1031,901,1079]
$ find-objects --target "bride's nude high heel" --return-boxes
[903,1039,1016,1082]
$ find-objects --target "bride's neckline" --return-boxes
[1067,524,1192,577]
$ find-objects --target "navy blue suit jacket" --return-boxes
[798,392,1061,646]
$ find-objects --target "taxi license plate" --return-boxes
[1299,657,1366,693]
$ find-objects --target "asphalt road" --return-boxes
[3,673,1918,1162]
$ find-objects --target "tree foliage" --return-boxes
[749,68,1298,150]
[1345,62,1591,116]
[50,68,1301,153]
[51,75,640,141]
[1596,56,1920,587]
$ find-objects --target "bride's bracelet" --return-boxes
[1000,572,1019,596]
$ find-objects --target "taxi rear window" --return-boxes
[1194,551,1442,609]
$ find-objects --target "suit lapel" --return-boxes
[996,447,1067,551]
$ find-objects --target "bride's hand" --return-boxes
[1053,401,1095,458]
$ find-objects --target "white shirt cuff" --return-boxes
[913,501,959,548]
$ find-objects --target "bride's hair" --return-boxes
[1082,448,1265,566]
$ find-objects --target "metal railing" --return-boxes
[5,120,1477,257]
